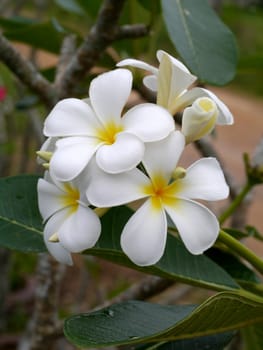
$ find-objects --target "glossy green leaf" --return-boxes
[138,331,235,350]
[87,207,239,291]
[64,290,263,348]
[161,0,238,85]
[4,18,67,54]
[0,175,45,252]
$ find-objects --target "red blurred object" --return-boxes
[0,86,7,101]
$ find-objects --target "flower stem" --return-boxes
[218,230,263,275]
[219,181,253,225]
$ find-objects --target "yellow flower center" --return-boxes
[198,97,214,112]
[142,173,182,211]
[95,121,124,145]
[60,183,80,214]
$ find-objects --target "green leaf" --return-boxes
[55,0,86,16]
[138,0,161,13]
[246,226,263,242]
[138,331,234,350]
[64,290,263,348]
[207,248,260,284]
[0,175,45,252]
[55,0,100,17]
[161,0,238,85]
[87,207,239,291]
[4,18,67,54]
[242,322,263,350]
[0,16,36,31]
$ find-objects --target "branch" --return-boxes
[57,0,126,98]
[0,34,57,108]
[18,254,65,350]
[55,34,77,87]
[115,24,150,40]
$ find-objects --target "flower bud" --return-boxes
[181,97,218,143]
[172,166,186,180]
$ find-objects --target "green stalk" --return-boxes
[218,230,263,275]
[219,182,253,225]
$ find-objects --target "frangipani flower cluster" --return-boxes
[37,50,232,266]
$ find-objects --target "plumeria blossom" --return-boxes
[87,131,229,266]
[37,170,101,265]
[44,68,175,181]
[117,50,233,135]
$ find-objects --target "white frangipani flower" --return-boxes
[181,97,219,143]
[87,131,229,266]
[44,68,175,181]
[117,50,233,126]
[37,170,101,265]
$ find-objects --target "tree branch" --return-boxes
[57,0,126,98]
[0,34,57,108]
[115,24,150,40]
[18,254,65,350]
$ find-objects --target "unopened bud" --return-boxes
[49,232,59,242]
[182,97,218,144]
[172,166,186,180]
[36,151,53,162]
[94,207,110,217]
[42,163,50,170]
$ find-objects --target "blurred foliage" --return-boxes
[222,3,263,96]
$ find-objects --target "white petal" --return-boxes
[157,50,191,74]
[39,137,57,153]
[87,167,149,207]
[176,157,229,200]
[173,87,233,124]
[50,137,100,181]
[44,98,100,137]
[37,137,57,164]
[165,199,219,254]
[58,205,101,252]
[143,75,158,91]
[200,88,234,125]
[117,58,158,75]
[157,51,196,111]
[143,131,185,181]
[43,210,73,265]
[89,69,132,125]
[121,199,167,266]
[96,132,145,173]
[37,178,64,222]
[123,103,175,142]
